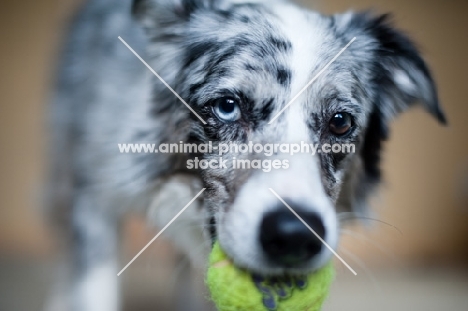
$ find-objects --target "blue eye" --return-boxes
[213,97,241,122]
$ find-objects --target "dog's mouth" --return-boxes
[234,257,327,277]
[213,238,332,278]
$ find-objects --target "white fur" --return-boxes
[73,262,120,311]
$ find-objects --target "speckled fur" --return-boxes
[48,0,445,310]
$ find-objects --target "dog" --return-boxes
[48,0,446,310]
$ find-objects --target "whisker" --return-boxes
[340,228,401,265]
[338,212,403,235]
[340,247,383,296]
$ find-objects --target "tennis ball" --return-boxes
[206,241,334,311]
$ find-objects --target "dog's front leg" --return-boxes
[70,190,121,311]
[147,174,215,310]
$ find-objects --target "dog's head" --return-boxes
[134,0,445,275]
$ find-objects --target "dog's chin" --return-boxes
[235,259,328,277]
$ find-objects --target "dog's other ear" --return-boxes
[338,12,447,124]
[335,12,446,215]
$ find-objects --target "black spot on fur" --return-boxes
[231,2,263,11]
[318,154,336,197]
[208,215,217,244]
[244,63,259,72]
[239,15,250,23]
[131,0,145,16]
[268,36,292,52]
[260,98,274,118]
[276,68,291,86]
[184,40,220,67]
[175,0,217,18]
[247,98,275,127]
[215,9,233,19]
[361,106,388,182]
[256,98,274,121]
[205,46,240,75]
[189,82,205,96]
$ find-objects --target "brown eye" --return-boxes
[329,112,352,136]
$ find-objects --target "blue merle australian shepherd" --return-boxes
[48,0,446,310]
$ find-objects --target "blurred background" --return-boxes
[0,0,467,310]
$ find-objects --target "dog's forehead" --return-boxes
[185,1,372,125]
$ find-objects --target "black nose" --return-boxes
[260,209,326,266]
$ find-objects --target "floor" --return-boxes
[1,257,468,311]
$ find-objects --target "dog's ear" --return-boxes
[339,12,447,124]
[335,12,446,215]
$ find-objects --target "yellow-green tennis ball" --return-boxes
[206,241,334,311]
